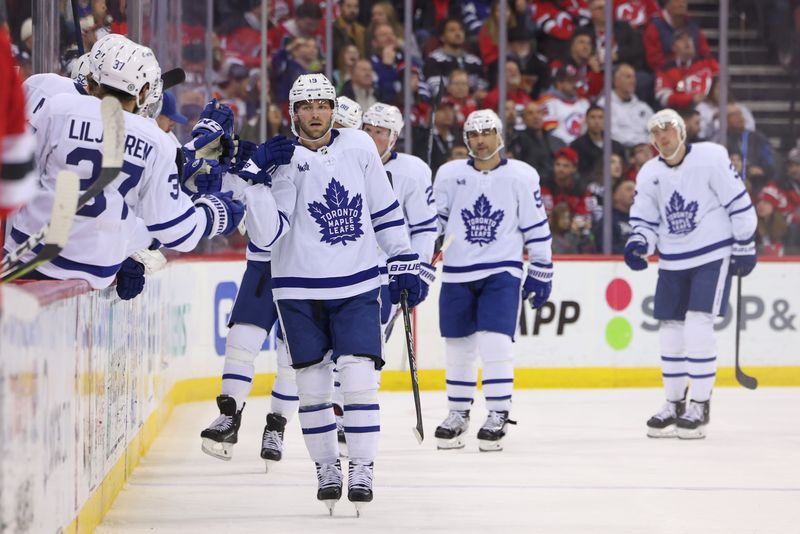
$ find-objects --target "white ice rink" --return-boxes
[98,389,800,533]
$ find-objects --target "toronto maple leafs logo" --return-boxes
[665,191,698,235]
[461,194,504,246]
[307,178,363,245]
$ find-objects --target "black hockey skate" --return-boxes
[477,411,516,452]
[347,461,374,517]
[200,395,244,461]
[646,398,686,438]
[260,413,287,471]
[434,410,470,450]
[676,400,710,440]
[316,459,343,515]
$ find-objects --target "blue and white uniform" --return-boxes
[629,141,756,412]
[23,73,88,121]
[434,157,551,414]
[6,93,211,288]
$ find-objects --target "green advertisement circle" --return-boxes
[605,317,633,350]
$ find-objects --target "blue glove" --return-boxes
[182,129,224,160]
[624,235,649,271]
[387,254,423,307]
[116,257,145,300]
[522,262,553,309]
[730,239,757,277]
[194,191,245,237]
[181,158,224,195]
[230,136,257,173]
[253,135,295,172]
[193,99,234,137]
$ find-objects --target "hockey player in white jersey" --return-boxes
[624,109,757,440]
[433,109,552,452]
[245,74,424,515]
[6,40,244,287]
[333,96,362,129]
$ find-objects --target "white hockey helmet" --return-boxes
[89,33,130,80]
[463,109,504,160]
[71,52,92,88]
[334,96,363,128]
[362,102,403,157]
[647,108,686,160]
[288,74,337,141]
[97,41,162,111]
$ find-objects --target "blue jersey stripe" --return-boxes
[662,372,689,377]
[161,225,197,248]
[301,423,338,435]
[687,356,717,363]
[629,216,659,227]
[49,255,123,278]
[343,425,381,433]
[410,227,437,236]
[409,214,437,228]
[298,403,333,413]
[343,404,380,411]
[525,234,552,245]
[482,378,513,385]
[730,204,753,217]
[373,218,405,233]
[443,260,523,274]
[271,390,299,401]
[688,372,716,379]
[485,394,512,401]
[371,200,400,220]
[273,266,380,289]
[264,211,288,248]
[447,396,474,402]
[659,239,733,260]
[724,190,747,209]
[661,356,687,362]
[147,206,195,231]
[519,219,549,233]
[446,379,477,387]
[248,241,268,253]
[222,373,252,383]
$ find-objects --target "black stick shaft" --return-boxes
[71,0,85,55]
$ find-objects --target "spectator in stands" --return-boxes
[268,2,324,56]
[655,30,718,109]
[719,103,777,189]
[587,0,647,70]
[156,91,187,138]
[779,147,800,254]
[550,202,598,254]
[532,0,576,61]
[417,99,459,175]
[507,25,550,100]
[403,64,434,128]
[220,2,269,69]
[613,0,661,30]
[508,101,565,179]
[755,186,788,256]
[570,105,625,178]
[550,29,604,99]
[540,65,590,145]
[423,18,488,98]
[216,58,251,126]
[366,1,421,59]
[542,147,591,217]
[643,0,711,72]
[680,108,703,142]
[446,70,478,128]
[334,0,366,63]
[625,142,654,181]
[449,143,470,161]
[341,58,381,111]
[479,0,521,71]
[334,43,360,92]
[597,63,653,148]
[271,35,323,108]
[593,178,635,253]
[696,79,756,141]
[413,2,465,51]
[483,58,533,112]
[585,152,626,222]
[462,0,492,36]
[369,22,406,104]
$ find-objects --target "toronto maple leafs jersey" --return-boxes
[220,172,272,263]
[630,142,757,271]
[434,158,552,283]
[23,72,87,122]
[247,128,414,300]
[7,93,208,288]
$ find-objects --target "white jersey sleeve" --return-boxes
[515,165,552,268]
[23,73,85,123]
[628,168,662,256]
[385,153,437,264]
[708,147,757,243]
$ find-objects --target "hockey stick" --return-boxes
[426,76,446,168]
[1,97,125,281]
[161,68,187,90]
[0,171,80,281]
[734,276,758,390]
[70,0,85,55]
[400,290,424,444]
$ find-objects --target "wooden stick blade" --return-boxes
[101,97,125,168]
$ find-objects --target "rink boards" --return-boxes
[1,257,798,533]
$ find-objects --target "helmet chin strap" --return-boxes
[379,134,398,162]
[292,115,333,144]
[469,134,505,161]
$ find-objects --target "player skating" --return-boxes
[433,109,552,452]
[246,74,424,515]
[624,109,757,439]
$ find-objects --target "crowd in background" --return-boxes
[5,0,800,255]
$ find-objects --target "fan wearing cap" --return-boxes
[156,90,188,136]
[624,108,757,440]
[432,109,552,452]
[538,64,590,145]
[540,146,592,217]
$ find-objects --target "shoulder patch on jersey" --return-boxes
[307,178,364,245]
[665,190,698,235]
[460,194,504,246]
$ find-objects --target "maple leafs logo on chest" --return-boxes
[665,190,698,235]
[307,178,363,245]
[460,194,504,246]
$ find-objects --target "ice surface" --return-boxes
[98,388,800,533]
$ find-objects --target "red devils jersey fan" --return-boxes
[655,30,718,109]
